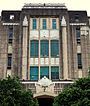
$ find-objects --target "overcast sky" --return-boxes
[0,0,90,16]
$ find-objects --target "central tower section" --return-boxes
[21,3,69,81]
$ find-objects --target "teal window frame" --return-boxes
[32,18,37,29]
[40,66,49,79]
[30,40,39,57]
[42,19,47,29]
[51,66,59,80]
[51,40,59,57]
[52,19,56,29]
[30,66,38,80]
[40,40,49,57]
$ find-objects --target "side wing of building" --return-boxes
[0,11,21,78]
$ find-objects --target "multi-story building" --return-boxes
[0,3,90,105]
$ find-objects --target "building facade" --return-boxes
[0,3,90,100]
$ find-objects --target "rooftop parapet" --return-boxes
[23,3,66,9]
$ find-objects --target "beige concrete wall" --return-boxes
[8,44,12,53]
[22,27,28,80]
[0,23,8,78]
[30,30,39,39]
[50,30,59,39]
[62,26,68,79]
[7,69,11,77]
[40,30,49,38]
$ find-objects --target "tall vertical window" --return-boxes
[51,66,59,80]
[8,26,13,44]
[32,18,37,29]
[10,15,14,20]
[51,40,59,57]
[30,66,38,80]
[40,66,49,79]
[42,19,47,29]
[30,40,39,57]
[40,40,49,57]
[75,14,79,22]
[77,53,82,69]
[76,27,80,44]
[7,54,12,69]
[52,19,56,29]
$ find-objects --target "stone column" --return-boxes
[61,16,68,79]
[22,16,28,80]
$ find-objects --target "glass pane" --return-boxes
[77,53,82,65]
[76,27,80,39]
[30,66,38,80]
[8,32,13,39]
[8,26,13,44]
[40,66,49,78]
[8,54,12,67]
[51,66,59,80]
[77,53,82,69]
[33,19,37,29]
[51,40,59,57]
[30,40,39,57]
[76,27,81,44]
[40,40,49,57]
[52,19,56,29]
[43,19,46,29]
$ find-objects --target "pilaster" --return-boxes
[22,16,28,80]
[61,16,68,79]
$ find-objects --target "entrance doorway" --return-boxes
[38,98,54,106]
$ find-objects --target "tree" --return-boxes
[0,76,38,106]
[53,77,90,106]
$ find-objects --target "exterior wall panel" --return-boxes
[30,30,39,39]
[50,30,59,39]
[40,30,49,38]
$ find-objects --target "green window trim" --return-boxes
[30,66,38,80]
[51,40,59,57]
[40,40,49,57]
[30,40,39,57]
[40,66,49,79]
[52,19,56,29]
[32,18,37,29]
[51,66,59,80]
[42,19,47,29]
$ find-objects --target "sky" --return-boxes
[0,0,90,16]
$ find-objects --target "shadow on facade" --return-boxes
[37,96,54,106]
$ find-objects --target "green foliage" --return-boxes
[0,76,39,106]
[53,77,90,106]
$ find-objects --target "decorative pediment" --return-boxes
[37,76,53,87]
[34,76,55,98]
[61,16,66,26]
[23,16,28,26]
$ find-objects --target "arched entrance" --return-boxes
[37,95,54,106]
[34,92,56,106]
[34,76,56,106]
[38,98,53,106]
